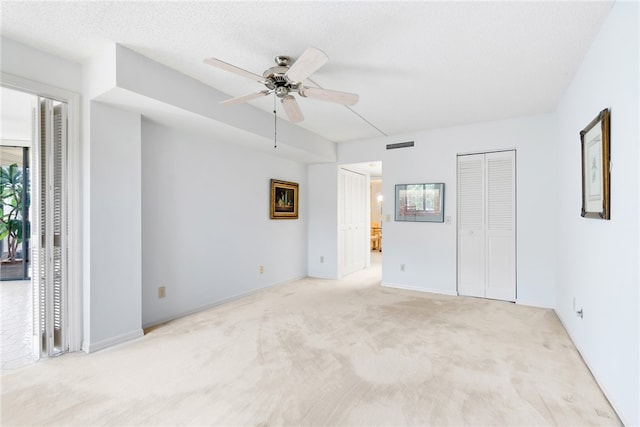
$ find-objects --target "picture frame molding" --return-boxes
[394,183,445,223]
[270,179,299,220]
[580,108,610,220]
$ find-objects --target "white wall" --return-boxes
[82,47,144,353]
[85,101,143,350]
[553,2,639,425]
[1,87,34,142]
[141,119,308,327]
[307,163,339,279]
[337,114,557,307]
[1,37,82,94]
[370,180,383,225]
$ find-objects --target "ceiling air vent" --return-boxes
[386,141,415,150]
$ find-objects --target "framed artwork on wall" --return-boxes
[395,183,444,222]
[580,108,610,220]
[270,179,299,219]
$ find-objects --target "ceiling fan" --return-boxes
[203,47,359,123]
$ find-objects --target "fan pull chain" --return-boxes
[273,94,277,149]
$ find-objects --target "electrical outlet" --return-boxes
[320,256,324,263]
[259,265,264,274]
[400,264,406,272]
[385,214,391,222]
[445,216,451,224]
[158,286,166,299]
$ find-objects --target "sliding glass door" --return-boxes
[0,146,30,281]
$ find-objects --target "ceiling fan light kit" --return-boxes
[204,47,359,123]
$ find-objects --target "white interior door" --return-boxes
[457,154,486,298]
[339,168,367,277]
[457,151,516,302]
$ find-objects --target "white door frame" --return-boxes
[2,72,82,353]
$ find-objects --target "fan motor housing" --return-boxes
[263,56,301,96]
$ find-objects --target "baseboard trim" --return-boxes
[515,298,553,309]
[554,309,625,426]
[83,329,144,354]
[382,282,458,297]
[142,276,306,329]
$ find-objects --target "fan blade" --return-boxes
[203,58,265,83]
[285,47,329,83]
[281,95,304,123]
[299,87,359,106]
[219,90,271,106]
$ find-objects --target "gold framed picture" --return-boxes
[580,108,610,220]
[270,179,299,219]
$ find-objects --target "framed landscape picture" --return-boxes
[270,179,299,219]
[580,109,610,220]
[395,183,444,222]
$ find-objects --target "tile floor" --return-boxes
[1,280,36,372]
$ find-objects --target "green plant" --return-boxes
[0,163,27,262]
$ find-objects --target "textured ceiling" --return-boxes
[1,1,613,143]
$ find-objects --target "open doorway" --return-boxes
[339,161,383,276]
[370,177,383,255]
[1,85,71,370]
[1,87,36,370]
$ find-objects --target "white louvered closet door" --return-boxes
[457,151,516,302]
[485,151,516,301]
[457,154,486,298]
[32,98,68,358]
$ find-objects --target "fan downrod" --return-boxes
[274,56,291,66]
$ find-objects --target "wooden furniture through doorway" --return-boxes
[371,222,382,251]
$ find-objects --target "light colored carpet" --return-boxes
[1,261,619,426]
